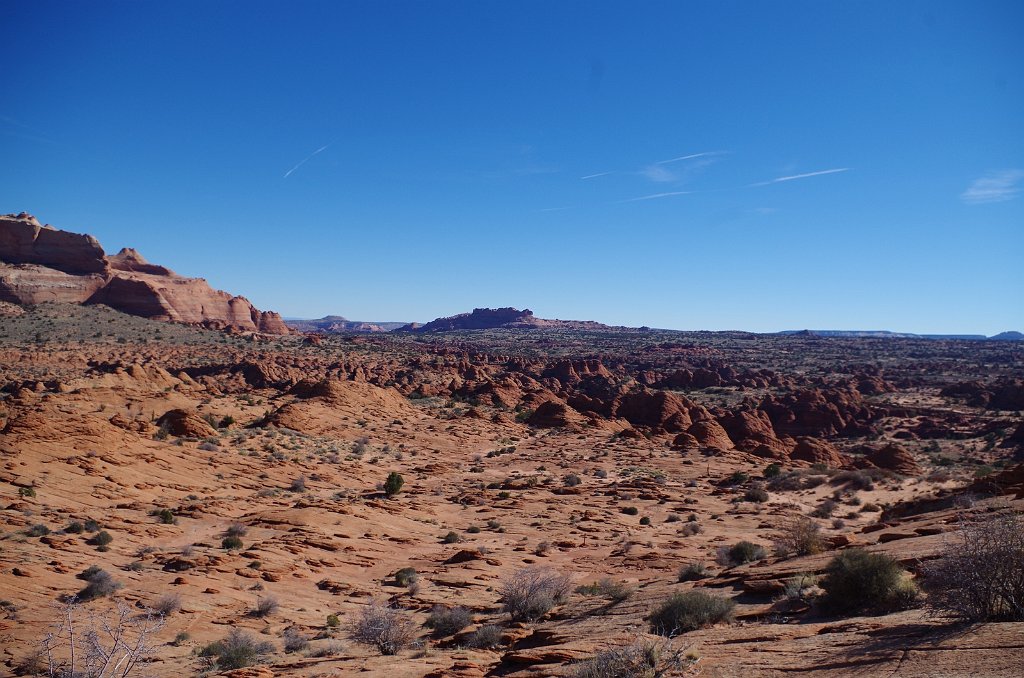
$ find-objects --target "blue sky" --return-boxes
[1,1,1021,333]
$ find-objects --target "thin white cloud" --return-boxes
[580,171,613,180]
[539,206,575,212]
[283,143,333,178]
[961,169,1024,204]
[620,190,691,203]
[752,167,849,187]
[641,165,677,183]
[655,151,723,165]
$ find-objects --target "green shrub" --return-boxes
[394,567,418,587]
[621,506,639,516]
[199,629,274,670]
[18,486,35,498]
[222,536,244,550]
[763,463,782,479]
[64,521,84,534]
[717,541,766,566]
[384,471,404,497]
[326,613,341,628]
[650,591,735,636]
[77,567,120,600]
[821,548,917,614]
[90,530,113,546]
[441,531,462,544]
[26,524,50,537]
[744,484,769,503]
[154,508,176,524]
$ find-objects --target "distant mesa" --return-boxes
[780,329,1019,341]
[286,315,408,334]
[394,307,629,333]
[0,213,289,334]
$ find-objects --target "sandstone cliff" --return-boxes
[0,213,289,334]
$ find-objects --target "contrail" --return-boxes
[656,151,718,165]
[580,171,613,180]
[753,167,849,186]
[283,143,333,178]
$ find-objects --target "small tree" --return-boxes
[384,472,404,497]
[923,512,1024,621]
[500,567,572,621]
[348,601,418,655]
[38,599,164,677]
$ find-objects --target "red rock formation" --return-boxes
[527,400,586,429]
[865,443,921,475]
[790,437,848,468]
[0,213,289,334]
[688,419,734,449]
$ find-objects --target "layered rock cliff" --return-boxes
[0,213,289,334]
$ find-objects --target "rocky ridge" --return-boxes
[0,213,288,334]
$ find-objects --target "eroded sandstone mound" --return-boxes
[0,213,289,334]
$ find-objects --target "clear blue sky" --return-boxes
[2,1,1021,333]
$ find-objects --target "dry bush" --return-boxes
[251,596,279,618]
[773,516,826,557]
[923,511,1024,621]
[465,624,503,649]
[425,605,472,637]
[199,628,274,670]
[151,593,181,616]
[38,599,164,677]
[282,626,309,653]
[574,639,694,678]
[500,567,572,621]
[649,591,735,636]
[348,601,418,655]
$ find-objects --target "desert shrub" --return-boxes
[225,522,248,538]
[768,471,805,492]
[26,524,50,537]
[326,613,341,628]
[307,639,346,657]
[394,567,418,587]
[83,519,100,532]
[773,516,826,557]
[77,567,121,600]
[219,415,235,428]
[716,541,766,567]
[650,591,735,636]
[289,475,307,492]
[535,540,552,556]
[348,601,418,655]
[621,506,639,516]
[441,531,462,544]
[199,628,274,670]
[821,548,918,614]
[763,462,782,479]
[500,567,572,621]
[151,593,181,616]
[466,623,503,649]
[64,521,84,534]
[282,626,309,653]
[251,596,279,617]
[154,508,176,524]
[425,605,472,637]
[726,471,749,485]
[678,522,702,537]
[90,530,113,547]
[677,562,710,582]
[222,536,244,550]
[923,512,1024,621]
[782,573,821,605]
[576,578,633,603]
[384,471,404,496]
[831,470,875,491]
[639,516,652,525]
[466,524,481,533]
[811,498,838,518]
[564,473,582,487]
[18,486,36,498]
[744,483,769,503]
[574,640,691,678]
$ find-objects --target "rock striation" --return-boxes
[0,213,289,334]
